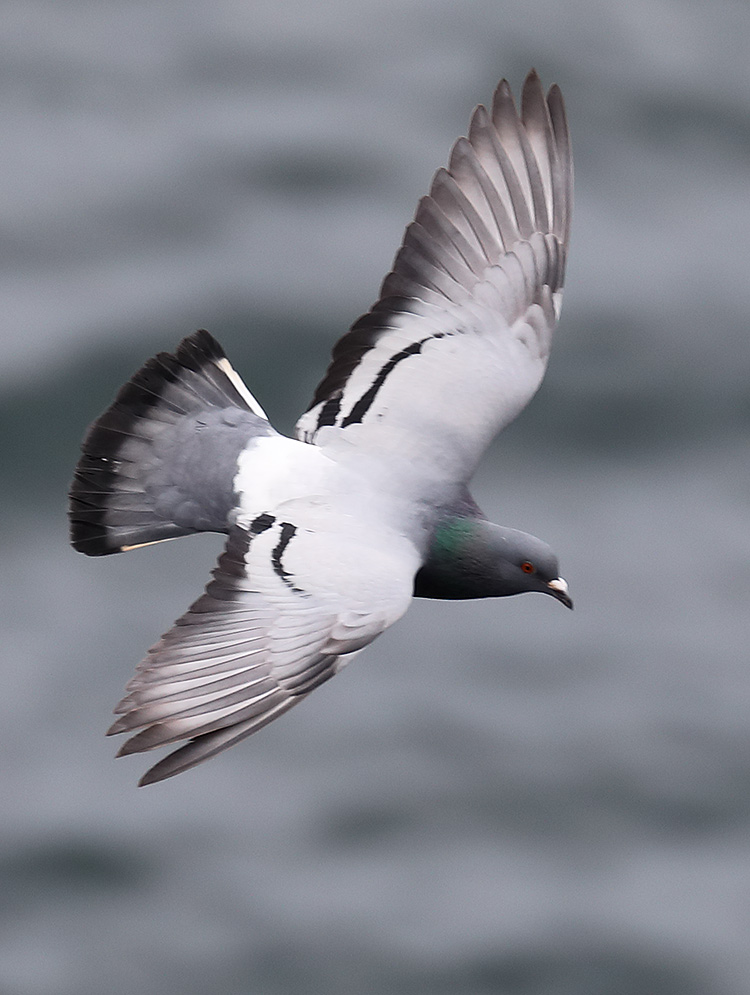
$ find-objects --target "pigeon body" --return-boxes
[70,70,574,784]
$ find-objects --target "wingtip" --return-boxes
[491,76,522,132]
[137,766,168,788]
[135,744,210,787]
[467,102,492,144]
[521,68,546,119]
[492,76,514,103]
[107,715,130,737]
[546,82,568,125]
[119,739,186,785]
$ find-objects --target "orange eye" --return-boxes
[521,561,535,574]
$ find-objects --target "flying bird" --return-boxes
[70,70,574,785]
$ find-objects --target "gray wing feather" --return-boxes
[546,84,573,247]
[296,71,572,487]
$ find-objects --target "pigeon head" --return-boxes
[414,517,573,608]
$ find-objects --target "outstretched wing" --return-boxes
[296,71,572,488]
[109,516,417,785]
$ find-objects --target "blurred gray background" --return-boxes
[2,1,750,993]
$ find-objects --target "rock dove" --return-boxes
[69,70,573,786]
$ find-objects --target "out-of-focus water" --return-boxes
[2,2,750,993]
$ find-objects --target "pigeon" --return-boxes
[69,70,573,786]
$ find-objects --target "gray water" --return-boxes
[2,1,750,993]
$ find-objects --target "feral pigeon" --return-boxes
[70,71,573,785]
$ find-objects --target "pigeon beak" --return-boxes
[547,577,573,610]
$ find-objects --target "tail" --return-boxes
[69,330,270,556]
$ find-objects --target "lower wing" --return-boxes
[108,514,418,785]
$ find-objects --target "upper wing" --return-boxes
[296,71,572,487]
[108,513,417,785]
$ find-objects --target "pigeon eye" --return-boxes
[521,561,535,574]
